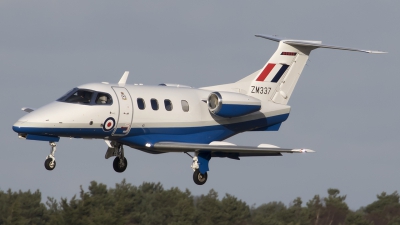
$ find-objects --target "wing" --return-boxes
[152,142,314,158]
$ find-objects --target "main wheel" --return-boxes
[113,157,128,173]
[44,158,56,171]
[193,169,208,185]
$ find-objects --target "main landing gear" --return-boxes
[188,152,209,185]
[113,144,127,173]
[193,169,208,185]
[44,142,57,170]
[105,142,128,173]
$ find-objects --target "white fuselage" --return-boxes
[13,83,290,152]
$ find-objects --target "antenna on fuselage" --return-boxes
[118,71,129,86]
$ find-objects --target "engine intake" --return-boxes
[207,92,261,118]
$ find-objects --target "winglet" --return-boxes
[118,71,129,86]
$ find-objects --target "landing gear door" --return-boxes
[111,87,133,136]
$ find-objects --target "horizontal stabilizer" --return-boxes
[255,34,387,54]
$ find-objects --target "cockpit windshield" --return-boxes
[57,88,77,101]
[65,90,93,104]
[57,88,113,105]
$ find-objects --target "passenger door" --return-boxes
[111,87,133,136]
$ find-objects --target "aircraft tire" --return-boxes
[44,158,56,171]
[193,170,207,185]
[113,157,128,173]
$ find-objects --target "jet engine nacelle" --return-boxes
[207,92,261,118]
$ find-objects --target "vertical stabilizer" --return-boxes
[247,41,313,105]
[245,35,385,105]
[202,34,385,103]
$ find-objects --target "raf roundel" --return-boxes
[103,117,116,132]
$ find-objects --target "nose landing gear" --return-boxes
[44,142,57,170]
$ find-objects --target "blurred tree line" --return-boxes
[0,179,399,225]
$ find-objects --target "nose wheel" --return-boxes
[44,158,56,170]
[44,142,57,171]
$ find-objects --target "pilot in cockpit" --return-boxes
[96,95,108,104]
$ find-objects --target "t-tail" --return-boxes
[205,34,386,105]
[247,35,386,104]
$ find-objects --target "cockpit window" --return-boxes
[57,88,113,105]
[95,93,113,105]
[64,90,94,104]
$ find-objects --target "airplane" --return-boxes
[12,35,385,185]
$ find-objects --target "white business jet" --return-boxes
[12,35,385,185]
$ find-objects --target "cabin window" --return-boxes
[164,99,173,111]
[137,98,145,110]
[151,99,159,110]
[181,100,189,112]
[95,93,113,105]
[64,89,94,104]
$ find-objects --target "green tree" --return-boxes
[306,189,349,225]
[195,189,222,225]
[323,188,349,225]
[306,194,324,225]
[45,197,64,225]
[0,189,48,225]
[363,191,400,225]
[251,201,287,225]
[219,193,251,225]
[4,180,400,225]
[284,197,309,225]
[59,181,120,225]
[344,211,372,225]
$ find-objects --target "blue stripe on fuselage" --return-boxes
[12,114,289,145]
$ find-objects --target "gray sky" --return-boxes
[1,1,398,210]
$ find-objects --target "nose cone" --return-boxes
[12,100,113,139]
[12,111,43,135]
[12,120,27,133]
[12,101,62,135]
